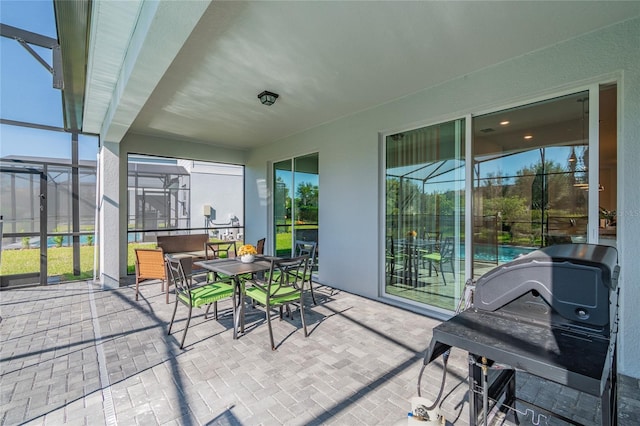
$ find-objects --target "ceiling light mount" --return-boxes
[258,90,279,106]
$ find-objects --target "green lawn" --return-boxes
[1,233,311,281]
[1,243,156,280]
[1,246,97,281]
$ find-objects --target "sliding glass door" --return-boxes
[471,85,616,279]
[383,85,616,314]
[273,153,319,263]
[384,119,466,312]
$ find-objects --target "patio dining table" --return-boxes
[194,256,277,339]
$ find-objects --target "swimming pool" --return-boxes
[409,243,535,264]
[6,233,134,249]
[470,244,536,263]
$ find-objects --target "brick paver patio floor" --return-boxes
[1,280,639,425]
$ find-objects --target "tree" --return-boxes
[274,176,291,225]
[296,182,318,222]
[296,182,318,208]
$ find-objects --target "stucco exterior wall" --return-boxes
[190,171,244,238]
[245,18,640,377]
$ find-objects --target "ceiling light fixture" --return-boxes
[258,90,279,106]
[500,120,510,126]
[524,135,533,140]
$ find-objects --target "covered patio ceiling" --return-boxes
[56,1,640,149]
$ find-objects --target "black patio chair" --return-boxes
[293,240,318,305]
[422,236,455,285]
[244,255,309,350]
[166,255,234,348]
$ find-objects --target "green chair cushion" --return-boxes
[245,286,301,306]
[179,282,234,308]
[423,253,442,262]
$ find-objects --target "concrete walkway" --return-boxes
[1,280,638,425]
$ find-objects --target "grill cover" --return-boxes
[424,243,620,397]
[473,243,619,333]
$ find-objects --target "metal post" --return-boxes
[482,357,489,426]
[469,354,480,426]
[72,133,80,275]
[40,169,47,286]
[0,215,3,267]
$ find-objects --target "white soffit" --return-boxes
[83,0,142,135]
[85,1,640,148]
[83,0,211,142]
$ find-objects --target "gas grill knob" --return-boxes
[575,308,590,320]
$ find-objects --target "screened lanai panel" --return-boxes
[0,162,42,237]
[0,3,98,285]
[127,163,189,189]
[46,165,72,234]
[125,154,244,270]
[78,169,97,231]
[127,160,192,233]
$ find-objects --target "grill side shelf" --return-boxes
[429,309,612,397]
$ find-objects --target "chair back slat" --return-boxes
[440,237,454,259]
[266,255,308,301]
[165,256,192,298]
[205,241,237,259]
[294,240,317,268]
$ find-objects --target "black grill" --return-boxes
[423,243,620,425]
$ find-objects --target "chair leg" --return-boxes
[168,298,179,335]
[180,305,193,349]
[267,308,276,351]
[300,294,308,338]
[166,281,170,304]
[309,279,317,305]
[135,277,140,301]
[203,302,219,320]
[441,262,447,286]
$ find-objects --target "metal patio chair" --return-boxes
[166,255,234,348]
[422,236,455,286]
[244,255,309,350]
[293,240,318,304]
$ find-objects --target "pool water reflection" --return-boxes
[471,244,537,263]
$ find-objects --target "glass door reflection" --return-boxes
[384,118,466,312]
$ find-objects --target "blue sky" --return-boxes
[1,0,60,123]
[0,0,83,159]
